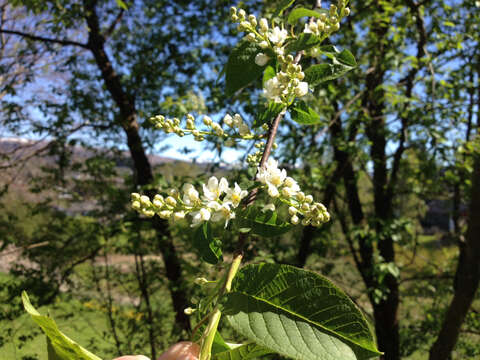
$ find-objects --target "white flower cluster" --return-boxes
[131,176,248,228]
[263,57,308,104]
[150,113,258,144]
[257,158,330,227]
[304,2,350,37]
[229,7,309,105]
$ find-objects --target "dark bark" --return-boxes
[429,60,480,360]
[82,0,190,333]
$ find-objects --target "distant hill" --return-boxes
[0,137,219,213]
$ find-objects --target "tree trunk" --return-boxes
[429,62,480,360]
[83,0,190,333]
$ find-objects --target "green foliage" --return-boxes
[290,101,321,125]
[225,41,264,96]
[214,343,273,360]
[22,291,102,360]
[286,33,322,53]
[287,8,329,25]
[223,263,382,360]
[235,208,293,237]
[193,222,223,265]
[254,102,285,128]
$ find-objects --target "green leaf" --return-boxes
[304,61,354,86]
[22,291,103,360]
[254,102,285,128]
[223,263,382,360]
[262,65,276,85]
[115,0,128,10]
[273,0,296,17]
[236,208,293,237]
[214,342,273,360]
[291,101,321,125]
[286,33,322,53]
[226,41,263,96]
[193,222,222,264]
[287,7,328,25]
[337,49,357,67]
[317,47,357,67]
[212,331,231,354]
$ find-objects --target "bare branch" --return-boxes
[0,28,89,49]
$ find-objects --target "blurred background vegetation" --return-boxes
[0,0,479,359]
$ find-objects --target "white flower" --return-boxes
[267,183,280,198]
[268,27,288,45]
[263,76,283,103]
[225,183,248,207]
[259,18,269,33]
[303,23,313,34]
[211,122,224,136]
[182,183,199,206]
[174,211,186,220]
[191,208,211,227]
[223,114,233,127]
[259,40,269,49]
[255,53,270,66]
[203,176,228,201]
[211,203,235,227]
[238,123,251,136]
[258,158,287,187]
[295,82,309,97]
[233,114,243,127]
[262,203,276,212]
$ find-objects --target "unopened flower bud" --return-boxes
[343,7,351,16]
[166,196,177,207]
[238,9,246,19]
[259,40,269,49]
[240,21,250,29]
[297,191,305,201]
[305,195,313,203]
[186,119,195,130]
[132,201,141,210]
[159,210,172,219]
[174,211,186,221]
[259,18,269,32]
[291,215,299,225]
[255,53,270,67]
[230,7,237,16]
[140,195,151,206]
[288,206,298,216]
[194,277,209,285]
[184,307,196,315]
[248,14,257,27]
[246,33,256,42]
[203,116,212,126]
[143,209,155,217]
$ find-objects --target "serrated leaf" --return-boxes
[291,101,321,125]
[287,7,328,25]
[226,41,263,96]
[22,292,103,360]
[236,208,293,237]
[286,33,322,53]
[223,263,382,360]
[273,0,296,17]
[304,62,354,86]
[337,49,357,67]
[214,342,273,360]
[254,102,285,128]
[193,222,222,264]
